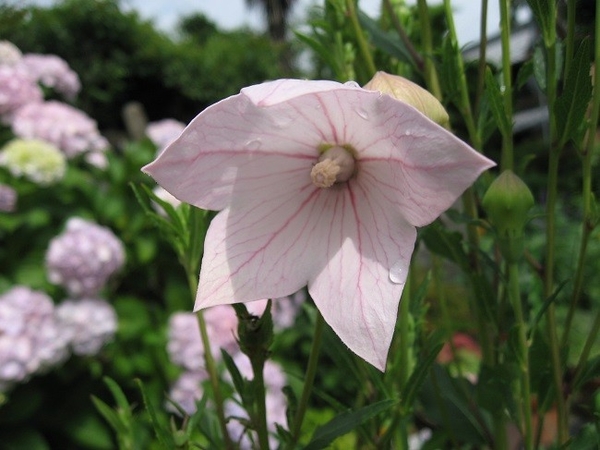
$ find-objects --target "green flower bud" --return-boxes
[482,170,534,262]
[363,71,450,127]
[233,302,273,361]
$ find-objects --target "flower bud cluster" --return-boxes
[20,54,81,100]
[46,217,125,297]
[0,138,66,185]
[12,101,109,160]
[55,298,118,356]
[0,286,69,392]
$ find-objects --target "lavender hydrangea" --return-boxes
[46,217,125,297]
[0,138,66,185]
[0,41,22,66]
[0,64,43,123]
[11,100,109,159]
[0,183,17,212]
[0,286,69,391]
[146,119,186,154]
[167,312,205,372]
[55,298,117,356]
[167,370,207,416]
[20,53,81,100]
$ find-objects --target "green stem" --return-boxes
[382,0,424,71]
[398,272,412,389]
[442,0,479,147]
[345,0,377,77]
[508,262,533,450]
[499,0,514,171]
[475,0,489,117]
[564,0,576,83]
[416,0,442,100]
[287,310,325,448]
[572,309,600,390]
[195,310,234,450]
[250,356,270,450]
[543,1,568,438]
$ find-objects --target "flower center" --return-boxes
[311,146,356,188]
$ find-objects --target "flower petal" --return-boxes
[308,179,416,371]
[358,95,495,227]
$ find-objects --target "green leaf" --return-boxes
[527,279,569,338]
[91,396,128,436]
[401,341,444,409]
[555,39,593,147]
[526,0,555,46]
[135,378,176,448]
[476,363,518,421]
[221,348,250,405]
[420,221,469,271]
[357,11,414,66]
[484,68,512,138]
[572,354,600,393]
[304,399,396,450]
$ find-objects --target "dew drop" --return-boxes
[404,130,412,136]
[389,260,408,284]
[245,138,262,150]
[344,81,360,88]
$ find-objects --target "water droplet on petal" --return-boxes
[389,260,408,284]
[245,139,262,150]
[405,130,412,136]
[356,108,369,120]
[344,81,360,88]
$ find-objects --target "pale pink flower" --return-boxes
[20,53,81,100]
[0,183,17,212]
[0,41,22,66]
[143,79,495,370]
[11,100,109,159]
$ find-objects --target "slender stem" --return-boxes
[564,0,576,83]
[543,0,568,438]
[475,0,489,117]
[398,272,412,389]
[250,356,270,450]
[442,0,479,146]
[508,262,533,450]
[195,310,234,450]
[382,0,424,71]
[345,0,377,77]
[499,0,514,171]
[287,310,325,448]
[572,309,600,389]
[416,0,442,100]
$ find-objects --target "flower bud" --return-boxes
[482,170,534,262]
[363,71,449,127]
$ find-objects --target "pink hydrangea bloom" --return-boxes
[55,298,118,356]
[167,370,207,416]
[0,65,43,123]
[20,53,81,100]
[146,118,186,154]
[0,286,69,391]
[11,100,109,159]
[144,79,495,370]
[45,217,125,297]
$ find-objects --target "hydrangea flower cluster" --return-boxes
[0,138,66,185]
[0,183,17,212]
[0,286,69,392]
[20,54,81,100]
[11,101,109,162]
[45,217,125,297]
[146,118,186,154]
[0,64,43,123]
[55,298,118,356]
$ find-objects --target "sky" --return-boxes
[23,0,501,47]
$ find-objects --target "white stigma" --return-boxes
[310,146,356,188]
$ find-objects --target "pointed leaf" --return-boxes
[555,39,593,147]
[135,378,175,448]
[484,68,512,138]
[90,396,128,436]
[401,341,444,408]
[304,399,396,450]
[357,11,414,66]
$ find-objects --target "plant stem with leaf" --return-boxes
[287,310,326,449]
